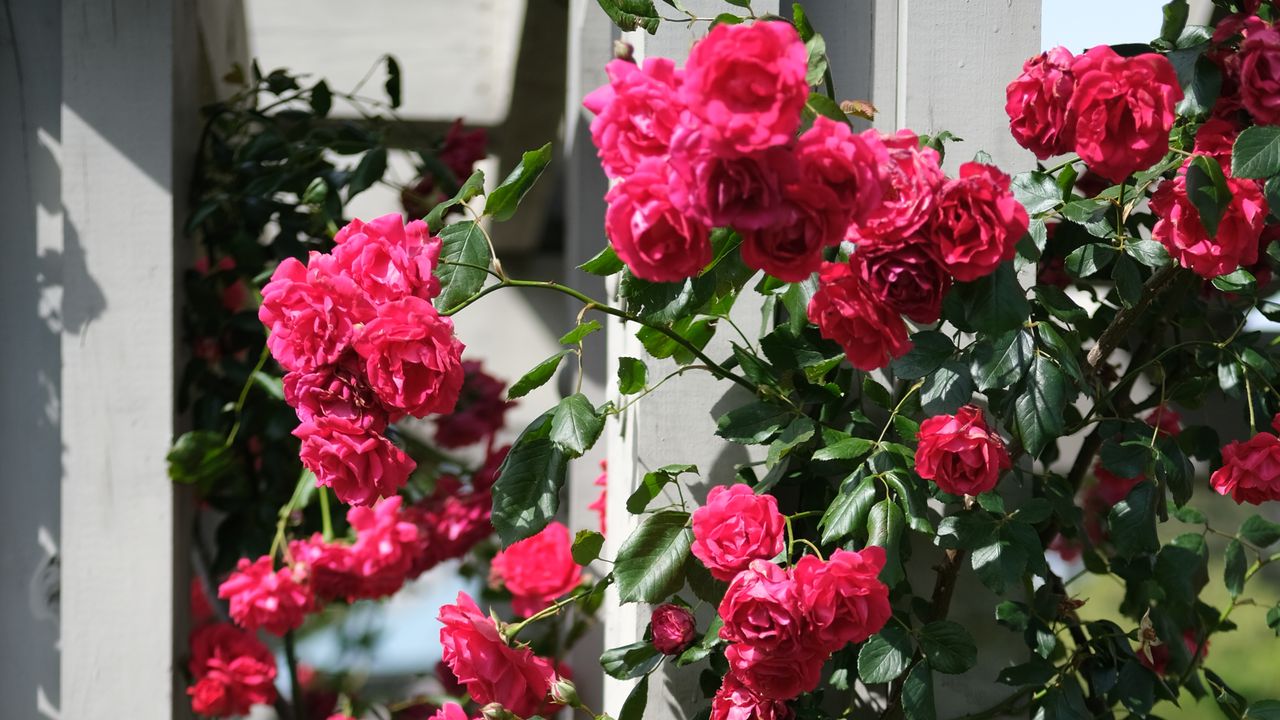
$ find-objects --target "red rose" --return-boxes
[807,260,911,372]
[605,158,712,282]
[690,484,786,582]
[916,405,1011,496]
[1067,46,1182,183]
[407,483,493,576]
[347,496,421,599]
[928,162,1029,282]
[724,643,826,701]
[583,58,684,178]
[795,116,887,227]
[1193,117,1242,168]
[1139,630,1208,675]
[1240,25,1280,124]
[650,603,697,655]
[1006,46,1078,160]
[331,214,442,312]
[1145,404,1182,437]
[283,351,388,432]
[438,592,555,718]
[290,534,360,602]
[740,182,845,282]
[793,547,892,651]
[434,360,515,449]
[187,623,279,717]
[1211,431,1280,504]
[680,21,809,154]
[1093,461,1143,506]
[858,240,951,324]
[294,416,415,507]
[1150,158,1268,279]
[490,521,583,617]
[353,296,466,419]
[218,555,314,636]
[670,130,794,231]
[847,130,945,248]
[259,256,357,373]
[718,560,805,650]
[711,673,794,720]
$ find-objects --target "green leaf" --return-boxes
[1100,440,1150,478]
[947,264,1030,334]
[601,641,662,679]
[676,616,724,666]
[1065,243,1117,278]
[820,473,878,544]
[918,621,977,675]
[1213,267,1256,293]
[485,143,553,221]
[885,472,934,534]
[1011,170,1062,215]
[550,393,604,457]
[920,360,974,416]
[508,350,570,400]
[1034,286,1088,323]
[857,626,914,684]
[767,417,816,468]
[626,464,697,514]
[167,430,236,487]
[971,329,1034,392]
[1225,538,1247,598]
[1232,125,1280,179]
[492,412,569,545]
[1246,701,1280,720]
[971,529,1028,594]
[1125,238,1173,268]
[434,221,492,312]
[309,80,332,117]
[804,32,828,87]
[892,331,956,380]
[251,370,285,400]
[384,55,402,108]
[716,402,791,444]
[1187,154,1233,237]
[424,169,487,232]
[1113,254,1142,307]
[595,0,661,33]
[572,529,606,565]
[347,147,388,197]
[1061,198,1114,239]
[614,510,692,603]
[617,356,648,395]
[619,676,649,720]
[560,320,602,346]
[902,662,936,720]
[1161,0,1189,43]
[868,499,905,586]
[1240,515,1280,547]
[1014,355,1068,457]
[1113,661,1156,717]
[813,437,876,463]
[803,93,850,126]
[1108,481,1160,558]
[1267,177,1280,218]
[1178,54,1222,116]
[580,245,625,276]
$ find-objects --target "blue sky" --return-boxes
[1042,0,1167,52]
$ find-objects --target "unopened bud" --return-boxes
[481,703,516,720]
[650,603,697,655]
[550,678,582,708]
[613,40,635,62]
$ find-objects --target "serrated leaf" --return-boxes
[820,473,877,545]
[492,412,569,545]
[1187,154,1233,237]
[550,393,604,457]
[1012,170,1062,215]
[614,510,692,603]
[560,320,602,345]
[857,626,913,683]
[1108,481,1159,558]
[902,662,936,720]
[1065,243,1117,278]
[813,437,876,463]
[1014,355,1068,457]
[485,143,552,221]
[767,417,816,467]
[1034,286,1088,323]
[919,621,976,674]
[716,402,791,444]
[1213,268,1256,293]
[424,169,486,232]
[348,146,388,197]
[1225,538,1247,597]
[595,0,661,33]
[868,499,905,586]
[601,641,661,679]
[580,245,625,276]
[1232,126,1280,179]
[572,529,606,565]
[626,464,697,514]
[1126,238,1173,268]
[508,350,570,400]
[617,356,647,395]
[1161,0,1189,43]
[920,360,974,415]
[434,221,492,312]
[971,329,1034,392]
[1240,515,1280,547]
[619,675,649,720]
[892,331,955,380]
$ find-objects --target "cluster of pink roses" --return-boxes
[260,213,466,506]
[186,622,279,717]
[1211,413,1280,505]
[687,485,891,717]
[914,405,1012,497]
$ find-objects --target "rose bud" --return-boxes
[549,678,581,708]
[650,603,697,655]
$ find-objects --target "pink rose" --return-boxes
[650,603,697,655]
[807,260,911,372]
[428,703,474,720]
[490,521,584,617]
[690,484,786,582]
[847,130,945,247]
[858,240,951,324]
[589,460,608,535]
[187,623,279,717]
[793,547,892,651]
[283,351,388,432]
[434,360,515,448]
[290,534,360,602]
[916,405,1011,496]
[711,673,794,720]
[583,58,684,178]
[407,480,493,575]
[259,256,356,372]
[353,296,466,419]
[670,130,794,231]
[1005,47,1077,159]
[331,214,442,314]
[1211,431,1280,505]
[740,181,845,282]
[1094,461,1144,506]
[1067,46,1182,183]
[718,560,805,651]
[1240,25,1280,124]
[605,158,712,282]
[795,117,887,227]
[438,592,555,718]
[218,555,314,636]
[1150,158,1268,279]
[680,21,809,153]
[1193,117,1242,168]
[294,416,415,507]
[724,643,826,701]
[928,162,1029,282]
[347,496,421,599]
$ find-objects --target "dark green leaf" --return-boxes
[1232,126,1280,179]
[947,264,1030,334]
[594,0,661,33]
[804,32,828,87]
[892,331,956,380]
[309,80,332,117]
[619,676,649,720]
[580,245,625,276]
[971,329,1034,392]
[1113,255,1143,307]
[492,412,569,545]
[1187,154,1233,237]
[1240,515,1280,547]
[434,221,492,311]
[424,169,486,232]
[1178,55,1222,116]
[601,641,662,679]
[812,437,876,463]
[1225,538,1247,597]
[902,662,936,720]
[614,510,692,603]
[820,473,878,544]
[1034,286,1088,323]
[1065,243,1117,278]
[1113,661,1155,717]
[920,360,974,415]
[732,344,776,387]
[617,356,648,395]
[716,402,791,444]
[1126,238,1173,268]
[868,499,905,586]
[348,147,388,197]
[676,616,724,666]
[971,529,1028,594]
[626,464,697,514]
[508,350,570,400]
[1246,701,1280,719]
[550,393,604,457]
[885,472,934,534]
[918,621,976,675]
[1108,481,1160,558]
[1213,268,1256,293]
[560,320,603,345]
[1100,440,1151,478]
[857,626,914,684]
[572,529,606,565]
[1161,0,1189,43]
[1012,170,1062,215]
[485,143,553,221]
[767,417,816,467]
[803,93,850,126]
[167,430,236,487]
[384,55,402,108]
[1014,355,1068,457]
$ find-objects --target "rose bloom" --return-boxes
[331,214,442,313]
[1194,117,1242,168]
[916,405,1012,496]
[294,416,415,507]
[711,672,794,720]
[490,521,583,617]
[928,162,1029,282]
[651,603,697,655]
[1067,46,1182,183]
[353,296,466,419]
[283,351,388,432]
[474,444,510,491]
[259,255,357,373]
[604,158,712,282]
[427,703,473,720]
[1240,25,1280,125]
[1145,404,1182,437]
[1211,431,1280,504]
[670,130,794,231]
[794,547,891,651]
[1150,158,1268,279]
[290,534,360,603]
[347,496,422,599]
[583,58,684,178]
[858,240,950,324]
[847,130,945,247]
[187,623,279,717]
[690,484,786,582]
[438,592,555,718]
[718,560,805,650]
[408,480,493,575]
[1093,462,1144,506]
[724,642,827,701]
[191,578,215,628]
[740,182,846,282]
[589,460,607,535]
[1140,630,1208,675]
[795,116,887,227]
[807,260,911,372]
[218,555,314,636]
[680,20,809,153]
[1006,46,1077,159]
[434,360,515,449]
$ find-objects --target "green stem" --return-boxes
[319,486,334,542]
[284,631,305,720]
[224,344,271,447]
[504,589,588,640]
